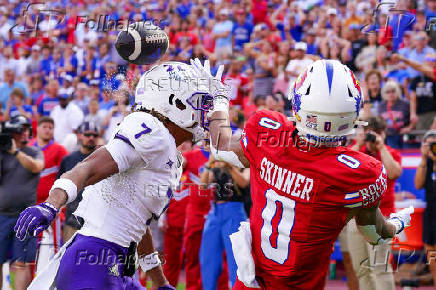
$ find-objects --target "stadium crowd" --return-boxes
[0,0,435,288]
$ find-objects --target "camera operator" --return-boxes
[199,153,249,289]
[0,115,44,290]
[414,130,436,287]
[347,116,402,290]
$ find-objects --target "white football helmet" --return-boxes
[135,61,213,142]
[288,59,365,144]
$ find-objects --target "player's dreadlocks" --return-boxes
[131,104,174,127]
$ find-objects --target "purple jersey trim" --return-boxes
[115,133,134,148]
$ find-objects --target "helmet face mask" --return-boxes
[288,59,364,146]
[186,92,214,132]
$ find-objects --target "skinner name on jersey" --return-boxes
[259,157,314,202]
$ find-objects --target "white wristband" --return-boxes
[138,251,161,272]
[50,178,78,204]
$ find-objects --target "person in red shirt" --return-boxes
[174,19,199,48]
[347,117,402,290]
[224,58,249,109]
[182,144,229,290]
[161,141,192,287]
[29,117,68,274]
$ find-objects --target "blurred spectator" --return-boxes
[177,0,193,19]
[232,9,253,52]
[0,115,43,290]
[100,61,121,91]
[161,141,192,287]
[174,19,199,48]
[349,117,402,290]
[285,42,313,94]
[84,99,105,133]
[199,153,249,289]
[50,88,84,144]
[0,69,27,110]
[26,45,43,76]
[378,80,413,148]
[355,33,378,72]
[212,9,233,59]
[224,56,249,109]
[304,29,319,55]
[28,76,44,105]
[0,47,18,82]
[402,32,435,78]
[102,89,130,142]
[58,121,100,242]
[63,43,78,78]
[73,82,91,114]
[3,88,33,121]
[246,41,276,97]
[414,130,436,288]
[273,42,291,95]
[37,79,60,117]
[409,53,436,131]
[41,48,65,81]
[182,145,230,290]
[29,117,68,273]
[362,70,383,118]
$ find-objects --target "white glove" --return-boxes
[189,58,230,117]
[387,206,414,234]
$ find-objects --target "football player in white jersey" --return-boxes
[14,62,217,290]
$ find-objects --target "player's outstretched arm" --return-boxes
[189,58,249,168]
[355,204,414,245]
[209,110,249,168]
[14,147,119,240]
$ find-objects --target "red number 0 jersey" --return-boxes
[239,110,387,289]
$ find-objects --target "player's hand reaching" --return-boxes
[14,202,59,240]
[189,58,230,117]
[387,206,414,234]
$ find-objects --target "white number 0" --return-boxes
[261,189,295,264]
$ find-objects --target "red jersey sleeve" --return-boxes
[240,109,289,165]
[337,150,388,209]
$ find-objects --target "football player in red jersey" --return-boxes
[190,58,414,289]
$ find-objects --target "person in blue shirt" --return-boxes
[177,0,193,19]
[0,69,28,110]
[41,48,64,81]
[63,44,78,78]
[212,9,233,59]
[99,87,115,112]
[3,88,33,121]
[232,9,253,52]
[37,79,60,117]
[100,61,121,92]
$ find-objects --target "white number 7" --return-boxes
[261,189,295,264]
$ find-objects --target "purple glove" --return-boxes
[157,285,176,290]
[14,202,59,241]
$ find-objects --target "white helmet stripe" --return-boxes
[128,29,142,61]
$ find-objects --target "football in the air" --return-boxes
[115,22,169,65]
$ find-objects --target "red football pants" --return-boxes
[163,226,184,287]
[184,209,229,290]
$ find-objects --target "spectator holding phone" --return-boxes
[348,117,402,290]
[414,130,436,288]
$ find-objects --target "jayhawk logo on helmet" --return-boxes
[349,70,361,96]
[294,68,308,91]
